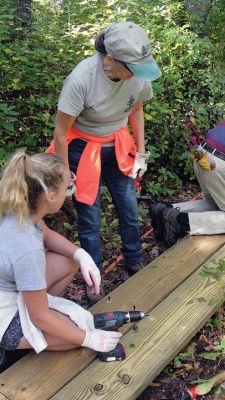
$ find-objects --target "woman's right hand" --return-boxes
[82,329,122,352]
[73,249,101,295]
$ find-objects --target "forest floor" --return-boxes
[44,181,225,400]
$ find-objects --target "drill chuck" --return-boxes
[127,311,149,322]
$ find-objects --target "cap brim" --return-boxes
[126,59,162,81]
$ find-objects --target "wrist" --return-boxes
[78,329,87,346]
[137,147,145,154]
[82,330,92,348]
[73,248,86,262]
[136,151,150,159]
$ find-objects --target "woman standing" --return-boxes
[49,21,161,295]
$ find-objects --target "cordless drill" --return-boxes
[94,310,149,362]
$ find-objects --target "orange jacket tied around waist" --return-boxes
[47,126,136,205]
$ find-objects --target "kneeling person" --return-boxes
[149,120,225,248]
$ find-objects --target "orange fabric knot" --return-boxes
[47,126,136,205]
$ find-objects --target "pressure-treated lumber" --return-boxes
[51,245,225,400]
[0,395,9,400]
[0,235,225,400]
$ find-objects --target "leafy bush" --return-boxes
[138,1,224,186]
[1,0,224,194]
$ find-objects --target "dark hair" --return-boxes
[94,31,106,54]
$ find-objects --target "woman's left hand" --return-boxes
[129,151,150,179]
[73,249,101,294]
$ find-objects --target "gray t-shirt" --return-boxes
[0,215,47,291]
[58,53,153,136]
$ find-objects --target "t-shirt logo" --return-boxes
[124,95,135,113]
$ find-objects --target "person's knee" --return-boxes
[119,202,139,223]
[46,253,78,284]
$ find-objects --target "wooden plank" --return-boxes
[0,394,9,400]
[51,244,225,400]
[0,235,225,400]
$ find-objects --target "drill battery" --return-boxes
[98,343,126,362]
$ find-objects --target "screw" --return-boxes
[94,383,104,392]
[122,374,130,384]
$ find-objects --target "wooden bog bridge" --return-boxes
[1,234,225,400]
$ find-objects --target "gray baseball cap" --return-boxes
[104,21,162,82]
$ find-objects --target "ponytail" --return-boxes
[0,151,30,223]
[0,150,65,224]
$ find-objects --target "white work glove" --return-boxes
[128,151,150,179]
[82,329,122,352]
[48,295,94,331]
[73,249,101,295]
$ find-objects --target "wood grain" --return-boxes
[51,245,225,400]
[0,235,225,400]
[0,394,9,400]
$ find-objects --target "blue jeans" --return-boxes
[69,139,143,273]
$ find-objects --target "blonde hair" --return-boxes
[0,150,65,224]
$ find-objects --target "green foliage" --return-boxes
[141,0,224,194]
[199,351,219,360]
[200,257,225,313]
[200,258,225,287]
[186,0,212,35]
[200,258,225,328]
[211,337,225,351]
[138,203,150,227]
[1,0,224,198]
[208,0,225,68]
[205,313,221,329]
[174,345,195,366]
[64,222,72,230]
[146,167,182,196]
[199,337,225,361]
